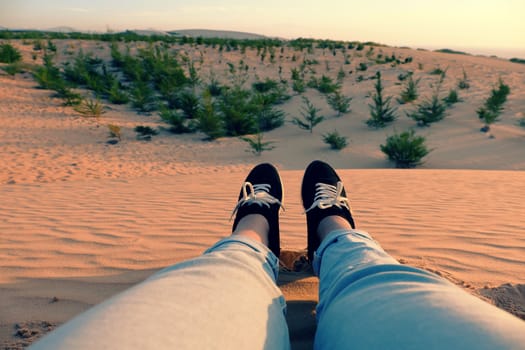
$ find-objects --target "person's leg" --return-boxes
[31,163,289,350]
[302,160,525,350]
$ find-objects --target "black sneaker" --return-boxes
[301,160,355,262]
[231,163,284,257]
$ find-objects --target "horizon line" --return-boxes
[1,25,524,59]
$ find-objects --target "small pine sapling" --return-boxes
[337,67,346,82]
[196,91,225,140]
[323,130,348,150]
[107,81,129,105]
[367,72,397,128]
[477,78,510,132]
[317,75,340,94]
[74,98,106,120]
[443,89,461,106]
[241,132,275,156]
[457,68,470,89]
[407,73,447,126]
[326,90,352,117]
[397,74,420,104]
[293,97,325,133]
[129,81,157,113]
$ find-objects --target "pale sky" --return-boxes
[1,0,524,56]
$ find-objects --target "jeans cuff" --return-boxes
[205,235,280,279]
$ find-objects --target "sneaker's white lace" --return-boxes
[304,182,350,213]
[231,182,283,220]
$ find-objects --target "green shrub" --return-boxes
[56,86,82,106]
[367,72,397,128]
[177,89,201,119]
[255,105,285,132]
[252,78,279,93]
[326,90,352,117]
[457,68,470,89]
[305,73,318,87]
[249,92,286,131]
[408,95,447,126]
[134,125,159,140]
[241,132,275,156]
[482,78,510,112]
[292,79,306,93]
[337,67,346,82]
[304,58,319,65]
[397,72,411,81]
[110,42,124,67]
[317,75,340,94]
[159,107,195,134]
[357,62,368,71]
[219,86,257,136]
[407,74,447,126]
[129,81,157,113]
[206,77,224,96]
[187,60,200,88]
[197,92,224,140]
[107,81,129,104]
[380,129,430,168]
[74,99,106,119]
[291,67,302,80]
[477,108,500,131]
[0,43,22,63]
[323,130,348,150]
[62,51,90,85]
[429,67,445,75]
[293,97,325,133]
[254,83,290,105]
[33,40,43,51]
[476,78,510,131]
[510,58,525,65]
[397,75,420,104]
[46,40,57,53]
[434,48,469,55]
[2,63,23,75]
[32,53,63,90]
[443,89,461,106]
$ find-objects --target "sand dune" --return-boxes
[1,39,525,347]
[1,170,524,348]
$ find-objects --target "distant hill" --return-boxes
[0,26,268,40]
[130,29,171,36]
[46,26,78,33]
[168,29,267,40]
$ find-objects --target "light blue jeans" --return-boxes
[32,230,525,349]
[313,229,525,349]
[31,236,289,350]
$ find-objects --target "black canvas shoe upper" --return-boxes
[231,163,283,257]
[301,160,355,262]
